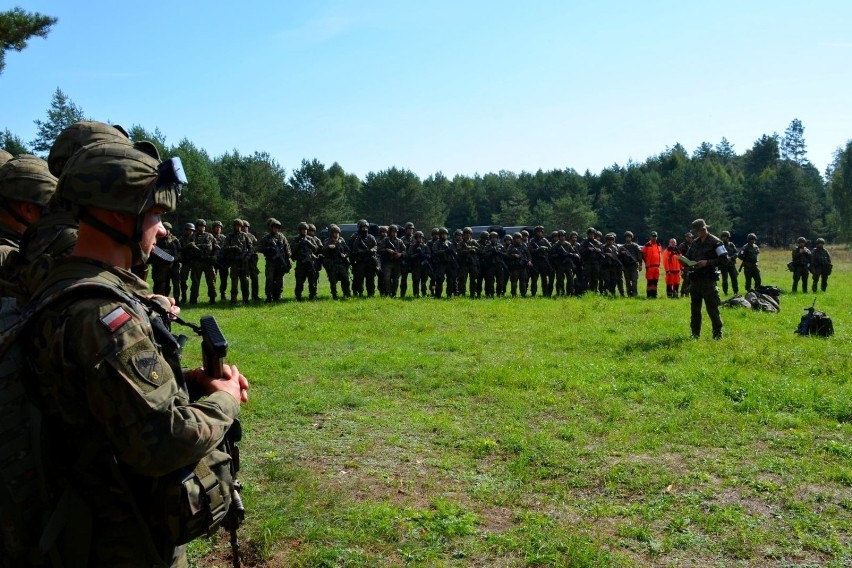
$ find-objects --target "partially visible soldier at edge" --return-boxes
[0,155,57,272]
[684,218,726,339]
[738,233,761,291]
[719,230,739,296]
[810,237,832,293]
[22,140,249,567]
[791,237,812,293]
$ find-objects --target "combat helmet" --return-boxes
[196,218,207,227]
[0,149,13,166]
[816,237,825,245]
[414,230,424,238]
[439,227,448,235]
[489,231,499,238]
[298,221,309,231]
[797,237,806,244]
[231,218,242,227]
[624,230,634,239]
[513,232,522,239]
[0,154,57,209]
[388,224,398,233]
[48,121,130,177]
[721,230,731,238]
[184,222,195,231]
[747,233,757,241]
[267,217,281,228]
[357,219,369,229]
[329,224,340,233]
[463,226,472,235]
[162,221,173,231]
[405,222,415,229]
[307,223,316,231]
[56,140,186,263]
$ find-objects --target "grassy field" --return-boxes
[176,247,850,567]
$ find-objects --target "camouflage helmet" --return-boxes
[183,222,195,231]
[47,121,130,177]
[816,237,825,245]
[534,225,544,233]
[797,236,806,244]
[431,227,439,235]
[557,229,566,237]
[454,228,463,236]
[405,222,415,229]
[479,231,489,239]
[624,230,634,239]
[357,219,369,228]
[196,218,207,226]
[587,227,596,234]
[463,226,472,235]
[267,217,281,227]
[521,229,529,237]
[721,230,731,238]
[212,220,223,228]
[503,234,512,242]
[439,227,448,234]
[242,219,250,228]
[569,230,578,237]
[414,230,424,238]
[162,221,173,231]
[0,154,57,207]
[747,233,757,241]
[298,221,309,231]
[329,223,340,233]
[388,224,398,233]
[379,225,388,233]
[606,232,615,240]
[513,232,522,239]
[231,218,242,227]
[307,223,316,231]
[489,231,499,238]
[0,149,13,166]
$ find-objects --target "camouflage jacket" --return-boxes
[528,237,551,262]
[24,257,239,561]
[322,237,350,267]
[792,246,811,266]
[223,230,248,263]
[153,233,181,265]
[258,232,291,260]
[348,232,378,263]
[192,231,219,260]
[738,242,759,264]
[685,233,727,279]
[811,247,831,268]
[291,234,319,266]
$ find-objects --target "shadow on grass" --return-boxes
[621,335,690,353]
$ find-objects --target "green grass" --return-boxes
[177,247,851,567]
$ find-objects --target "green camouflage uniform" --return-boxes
[811,246,832,292]
[190,231,219,303]
[258,230,290,301]
[685,230,727,339]
[791,244,812,292]
[223,229,249,303]
[322,235,351,299]
[738,241,761,290]
[25,257,239,567]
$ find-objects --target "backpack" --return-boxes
[722,294,752,309]
[1,283,237,564]
[745,291,779,313]
[753,285,781,302]
[795,306,834,337]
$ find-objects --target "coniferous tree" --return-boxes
[31,88,86,155]
[781,118,807,165]
[0,7,57,74]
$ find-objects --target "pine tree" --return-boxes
[0,7,57,74]
[31,87,86,155]
[781,118,807,165]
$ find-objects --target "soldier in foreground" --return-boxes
[23,140,249,566]
[684,218,726,339]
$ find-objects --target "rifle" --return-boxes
[269,239,292,273]
[140,307,244,566]
[413,246,435,279]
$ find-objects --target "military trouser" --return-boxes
[179,263,192,304]
[459,263,480,297]
[720,264,739,295]
[742,262,761,291]
[432,262,453,298]
[601,264,621,296]
[294,262,317,300]
[509,266,528,297]
[399,263,410,297]
[529,262,553,297]
[264,258,286,301]
[326,263,351,298]
[190,259,217,303]
[247,256,260,300]
[410,265,429,297]
[690,276,723,339]
[623,265,639,297]
[792,265,809,292]
[227,260,249,302]
[811,267,829,292]
[554,264,573,296]
[583,262,600,294]
[352,261,377,297]
[217,262,228,299]
[151,262,172,296]
[679,270,691,297]
[382,261,402,296]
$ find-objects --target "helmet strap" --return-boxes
[78,208,148,266]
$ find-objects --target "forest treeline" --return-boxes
[4,89,852,245]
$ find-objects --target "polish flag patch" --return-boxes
[100,307,132,332]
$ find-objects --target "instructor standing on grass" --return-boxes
[684,218,727,340]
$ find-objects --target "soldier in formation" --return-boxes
[189,218,219,304]
[322,224,352,299]
[379,224,406,296]
[349,219,379,297]
[292,221,320,301]
[257,217,291,302]
[224,218,250,303]
[151,220,181,297]
[618,231,642,297]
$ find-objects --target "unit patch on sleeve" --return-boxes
[100,306,132,333]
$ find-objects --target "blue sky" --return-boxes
[3,1,851,179]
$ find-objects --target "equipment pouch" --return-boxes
[156,449,234,546]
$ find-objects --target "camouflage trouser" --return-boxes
[529,262,553,296]
[382,261,402,296]
[792,265,809,292]
[151,261,172,296]
[264,258,286,301]
[352,262,377,297]
[583,262,600,294]
[190,260,217,302]
[217,262,228,299]
[679,270,691,296]
[410,265,429,297]
[294,262,317,300]
[179,263,192,303]
[720,264,739,295]
[742,262,761,291]
[623,265,639,297]
[601,264,621,296]
[554,264,573,296]
[227,260,249,302]
[459,263,479,297]
[811,267,829,292]
[326,263,351,298]
[690,276,723,338]
[509,266,528,297]
[432,262,453,298]
[399,263,410,297]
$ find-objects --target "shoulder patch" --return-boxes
[100,306,132,333]
[131,350,167,386]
